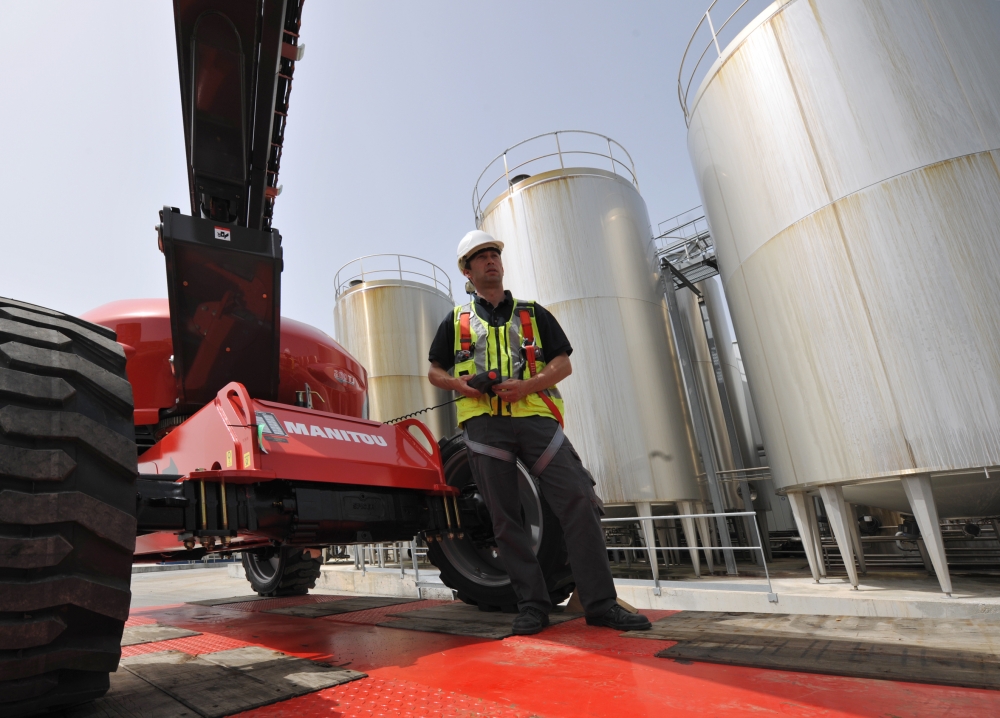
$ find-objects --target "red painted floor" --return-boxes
[129,599,1000,717]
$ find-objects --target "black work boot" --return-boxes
[586,604,652,631]
[511,606,550,635]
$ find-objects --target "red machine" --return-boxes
[81,299,449,564]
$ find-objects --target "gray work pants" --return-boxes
[463,414,617,617]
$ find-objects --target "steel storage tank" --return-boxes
[676,286,735,480]
[473,131,701,513]
[680,0,1000,592]
[333,255,457,440]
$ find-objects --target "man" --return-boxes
[428,229,652,635]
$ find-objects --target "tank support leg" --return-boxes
[818,485,860,589]
[901,475,952,596]
[847,502,868,574]
[694,501,716,574]
[635,502,660,583]
[808,495,828,577]
[787,492,821,582]
[678,500,701,578]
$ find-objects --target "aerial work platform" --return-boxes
[73,571,1000,718]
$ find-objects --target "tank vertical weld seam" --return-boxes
[920,0,991,152]
[773,13,917,471]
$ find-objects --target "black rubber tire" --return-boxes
[242,546,322,596]
[427,435,574,612]
[0,297,137,717]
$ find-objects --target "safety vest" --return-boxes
[452,299,565,426]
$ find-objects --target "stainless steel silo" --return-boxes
[676,287,735,478]
[333,255,457,440]
[474,132,702,513]
[681,0,1000,592]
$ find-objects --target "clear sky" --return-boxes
[0,0,767,337]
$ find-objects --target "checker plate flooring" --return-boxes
[77,593,1000,716]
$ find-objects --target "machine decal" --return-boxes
[214,226,231,241]
[283,421,388,447]
[255,411,287,435]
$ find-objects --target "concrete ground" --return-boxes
[131,560,1000,619]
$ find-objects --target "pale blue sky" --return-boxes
[0,0,767,336]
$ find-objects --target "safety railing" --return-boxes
[678,0,778,125]
[602,510,777,601]
[334,254,452,299]
[654,206,720,288]
[473,130,638,227]
[696,466,773,490]
[654,207,713,265]
[347,540,454,599]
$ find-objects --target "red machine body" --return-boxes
[82,299,449,559]
[81,299,368,423]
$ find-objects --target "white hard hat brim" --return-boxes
[457,230,504,271]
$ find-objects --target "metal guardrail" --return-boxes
[678,0,776,125]
[348,540,453,599]
[655,206,719,288]
[337,508,778,603]
[334,254,452,299]
[473,130,638,227]
[602,510,778,601]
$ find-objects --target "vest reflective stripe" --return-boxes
[452,299,564,425]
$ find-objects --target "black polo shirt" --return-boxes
[428,290,572,371]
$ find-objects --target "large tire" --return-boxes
[427,435,574,612]
[242,546,322,596]
[0,298,137,717]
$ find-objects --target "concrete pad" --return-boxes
[614,574,1000,618]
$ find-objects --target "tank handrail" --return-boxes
[654,208,714,264]
[334,254,453,299]
[476,150,637,215]
[678,0,771,126]
[472,130,638,227]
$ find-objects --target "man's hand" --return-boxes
[495,378,531,403]
[429,362,482,397]
[453,373,483,399]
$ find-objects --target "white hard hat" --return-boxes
[457,230,504,271]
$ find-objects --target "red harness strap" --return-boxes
[518,308,564,427]
[458,311,472,358]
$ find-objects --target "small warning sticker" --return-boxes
[214,226,231,241]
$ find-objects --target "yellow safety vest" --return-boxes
[452,299,565,425]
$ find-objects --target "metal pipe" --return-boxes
[663,278,738,574]
[698,298,762,563]
[452,495,462,532]
[199,480,207,530]
[219,477,229,544]
[442,494,453,535]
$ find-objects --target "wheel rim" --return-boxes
[246,549,281,584]
[438,445,543,588]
